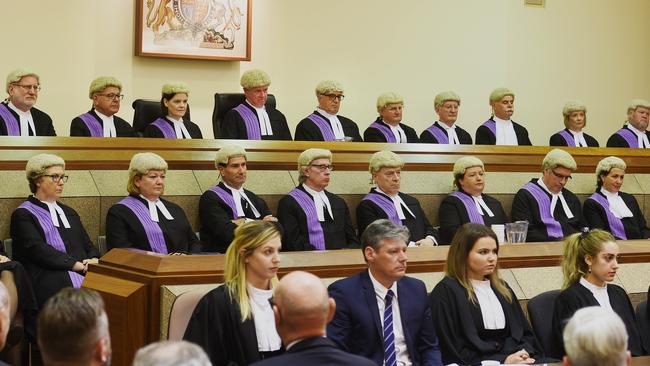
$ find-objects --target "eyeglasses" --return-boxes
[550,169,572,181]
[309,164,334,172]
[43,174,69,183]
[322,93,344,101]
[12,83,41,92]
[96,93,124,101]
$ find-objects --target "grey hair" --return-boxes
[361,219,409,260]
[133,341,211,366]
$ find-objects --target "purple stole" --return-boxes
[588,193,627,240]
[233,104,262,140]
[558,130,575,146]
[78,112,103,137]
[18,201,84,288]
[306,113,336,141]
[522,182,564,239]
[362,192,400,225]
[369,121,397,143]
[450,191,484,224]
[151,118,177,139]
[616,128,639,148]
[482,119,497,137]
[209,185,238,218]
[0,104,21,136]
[117,196,168,254]
[287,188,326,250]
[425,123,449,144]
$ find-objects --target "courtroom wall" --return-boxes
[1,0,649,143]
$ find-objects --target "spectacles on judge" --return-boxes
[321,93,344,102]
[12,83,41,92]
[309,164,334,172]
[42,174,69,183]
[96,93,124,101]
[550,169,572,181]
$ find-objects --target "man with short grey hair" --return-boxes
[133,340,211,366]
[1,68,56,136]
[607,99,650,148]
[421,91,472,144]
[363,92,418,143]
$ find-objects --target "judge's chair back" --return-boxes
[212,93,276,138]
[167,288,212,340]
[527,289,561,359]
[132,99,191,136]
[635,300,650,353]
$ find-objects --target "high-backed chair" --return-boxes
[635,300,650,353]
[167,288,211,340]
[132,99,191,136]
[211,93,276,138]
[527,289,561,359]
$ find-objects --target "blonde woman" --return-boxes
[184,220,283,365]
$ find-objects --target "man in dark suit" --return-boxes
[0,68,56,136]
[252,271,375,366]
[327,220,442,366]
[363,92,419,143]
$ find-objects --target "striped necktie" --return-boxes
[384,289,397,366]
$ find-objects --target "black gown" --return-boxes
[0,102,56,136]
[419,121,473,144]
[475,118,532,145]
[221,103,292,140]
[362,118,419,143]
[143,117,203,139]
[606,125,650,148]
[583,190,650,240]
[438,190,508,244]
[294,111,362,142]
[69,109,135,137]
[548,129,599,147]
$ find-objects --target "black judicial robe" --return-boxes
[0,102,56,136]
[143,117,203,139]
[438,191,508,244]
[583,191,650,240]
[430,277,544,366]
[419,122,473,144]
[199,182,273,253]
[548,129,599,147]
[356,190,439,243]
[606,125,650,147]
[362,118,419,143]
[221,103,292,140]
[511,179,586,242]
[105,195,201,253]
[294,111,363,142]
[276,185,359,251]
[69,109,135,137]
[552,282,645,357]
[10,196,99,308]
[475,118,532,146]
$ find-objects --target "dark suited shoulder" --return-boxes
[251,337,376,366]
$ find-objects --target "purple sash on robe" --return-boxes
[522,182,564,239]
[425,123,449,144]
[151,118,177,139]
[482,119,496,137]
[117,196,168,254]
[233,104,262,140]
[369,121,396,143]
[558,130,575,146]
[209,185,238,218]
[0,104,20,136]
[588,193,627,240]
[288,188,326,250]
[362,192,400,225]
[450,191,485,224]
[616,128,639,148]
[18,201,84,288]
[306,113,336,141]
[78,112,103,137]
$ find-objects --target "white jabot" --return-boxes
[374,187,415,220]
[223,182,261,218]
[600,188,634,219]
[537,178,574,219]
[247,100,273,136]
[627,123,650,148]
[302,184,333,222]
[41,200,71,228]
[139,195,174,222]
[384,120,407,143]
[471,279,506,330]
[493,116,518,145]
[8,102,35,136]
[579,277,613,311]
[438,121,460,145]
[247,284,282,352]
[569,129,589,147]
[166,116,192,139]
[472,194,495,217]
[368,269,412,366]
[316,108,345,140]
[95,110,117,137]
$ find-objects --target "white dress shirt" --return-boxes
[95,110,117,137]
[247,284,282,351]
[471,279,506,330]
[302,184,333,222]
[493,116,518,145]
[537,178,574,219]
[8,102,35,136]
[223,182,261,218]
[41,200,71,228]
[317,108,345,140]
[579,277,613,311]
[247,100,273,136]
[139,195,174,222]
[569,129,589,147]
[627,123,650,148]
[600,188,634,219]
[166,116,192,139]
[384,120,407,143]
[472,195,494,217]
[438,121,460,145]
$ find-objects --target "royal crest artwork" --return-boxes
[136,0,251,61]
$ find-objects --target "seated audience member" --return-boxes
[70,76,135,137]
[439,156,507,244]
[607,99,650,148]
[277,148,359,251]
[363,92,418,143]
[11,154,99,308]
[0,68,55,136]
[199,145,276,252]
[584,156,650,239]
[221,69,292,140]
[511,149,586,242]
[327,219,442,365]
[144,83,203,139]
[133,340,211,366]
[552,230,644,357]
[294,80,362,142]
[106,152,200,254]
[430,223,543,365]
[549,101,599,147]
[252,271,375,366]
[38,288,111,366]
[562,306,631,366]
[184,221,283,365]
[475,87,532,146]
[420,91,472,144]
[356,150,438,245]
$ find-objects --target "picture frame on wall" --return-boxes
[135,0,252,61]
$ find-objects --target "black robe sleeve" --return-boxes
[277,195,313,251]
[363,125,387,142]
[511,188,549,242]
[339,116,363,142]
[607,132,630,147]
[438,195,466,245]
[32,108,56,136]
[549,133,568,146]
[475,124,496,145]
[513,122,532,146]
